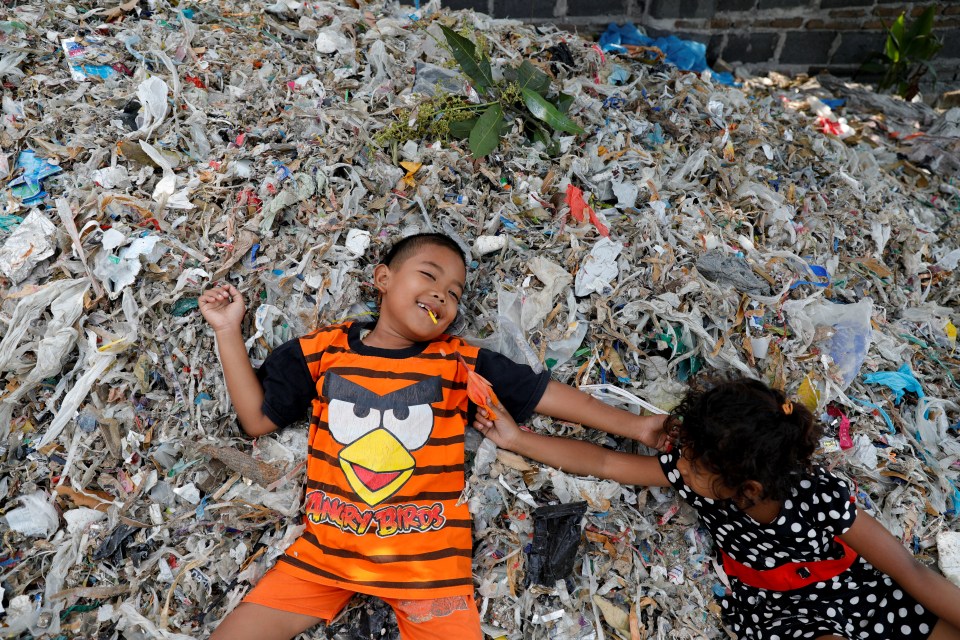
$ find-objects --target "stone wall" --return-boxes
[442,0,960,93]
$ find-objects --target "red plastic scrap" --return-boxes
[565,184,610,237]
[827,405,854,450]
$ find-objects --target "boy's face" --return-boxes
[374,245,466,342]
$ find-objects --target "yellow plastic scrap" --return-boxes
[399,161,422,189]
[723,139,735,162]
[797,372,821,412]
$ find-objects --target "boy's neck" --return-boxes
[361,324,417,350]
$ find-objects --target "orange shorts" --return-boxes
[243,568,482,640]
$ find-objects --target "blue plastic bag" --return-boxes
[598,23,737,86]
[863,363,925,405]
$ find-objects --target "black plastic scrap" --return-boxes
[526,501,589,586]
[695,248,773,297]
[91,524,139,565]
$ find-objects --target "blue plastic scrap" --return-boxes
[0,214,24,232]
[9,150,63,205]
[863,363,925,405]
[790,264,830,289]
[847,395,895,433]
[598,23,737,86]
[70,63,117,80]
[820,98,845,109]
[608,64,631,85]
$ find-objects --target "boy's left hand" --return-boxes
[633,414,671,450]
[473,400,522,450]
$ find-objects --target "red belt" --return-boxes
[721,537,858,591]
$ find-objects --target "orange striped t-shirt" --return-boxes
[256,321,549,599]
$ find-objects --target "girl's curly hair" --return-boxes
[667,376,822,504]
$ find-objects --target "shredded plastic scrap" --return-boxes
[0,1,958,639]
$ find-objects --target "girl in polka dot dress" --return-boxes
[474,377,960,640]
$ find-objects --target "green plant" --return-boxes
[376,24,584,159]
[372,91,481,149]
[859,5,943,101]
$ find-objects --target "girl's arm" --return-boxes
[841,508,960,628]
[534,380,670,450]
[200,285,279,438]
[474,402,671,487]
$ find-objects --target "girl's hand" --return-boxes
[633,414,671,450]
[473,400,522,450]
[199,284,246,332]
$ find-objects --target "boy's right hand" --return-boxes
[473,400,523,450]
[199,284,245,332]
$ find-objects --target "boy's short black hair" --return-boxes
[669,376,822,504]
[381,233,466,269]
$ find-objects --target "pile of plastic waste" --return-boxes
[1,1,958,638]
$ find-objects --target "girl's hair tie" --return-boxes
[782,399,794,416]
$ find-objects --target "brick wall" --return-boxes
[442,0,960,93]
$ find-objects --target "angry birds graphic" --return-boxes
[323,372,442,506]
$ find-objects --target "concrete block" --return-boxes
[820,0,872,7]
[780,31,835,64]
[567,0,627,16]
[644,26,712,44]
[936,30,960,59]
[807,18,863,29]
[755,17,804,28]
[649,0,716,20]
[716,0,755,11]
[443,0,489,10]
[829,8,869,17]
[722,32,778,63]
[492,0,555,19]
[757,0,808,9]
[874,5,910,16]
[707,33,725,64]
[831,31,887,65]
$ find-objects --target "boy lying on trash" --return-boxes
[200,232,667,639]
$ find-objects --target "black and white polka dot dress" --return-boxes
[659,450,938,639]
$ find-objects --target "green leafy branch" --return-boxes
[440,25,585,158]
[374,24,585,160]
[858,5,943,101]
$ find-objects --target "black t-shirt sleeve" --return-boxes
[475,348,550,423]
[255,338,317,428]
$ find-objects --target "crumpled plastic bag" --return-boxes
[0,209,58,282]
[4,491,59,538]
[863,363,925,405]
[598,22,736,85]
[526,501,588,586]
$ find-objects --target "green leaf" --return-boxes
[884,34,900,63]
[889,13,906,48]
[439,25,494,92]
[521,88,584,135]
[516,60,551,94]
[468,104,504,158]
[531,124,559,155]
[449,117,478,139]
[554,92,575,114]
[907,5,937,41]
[905,35,941,60]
